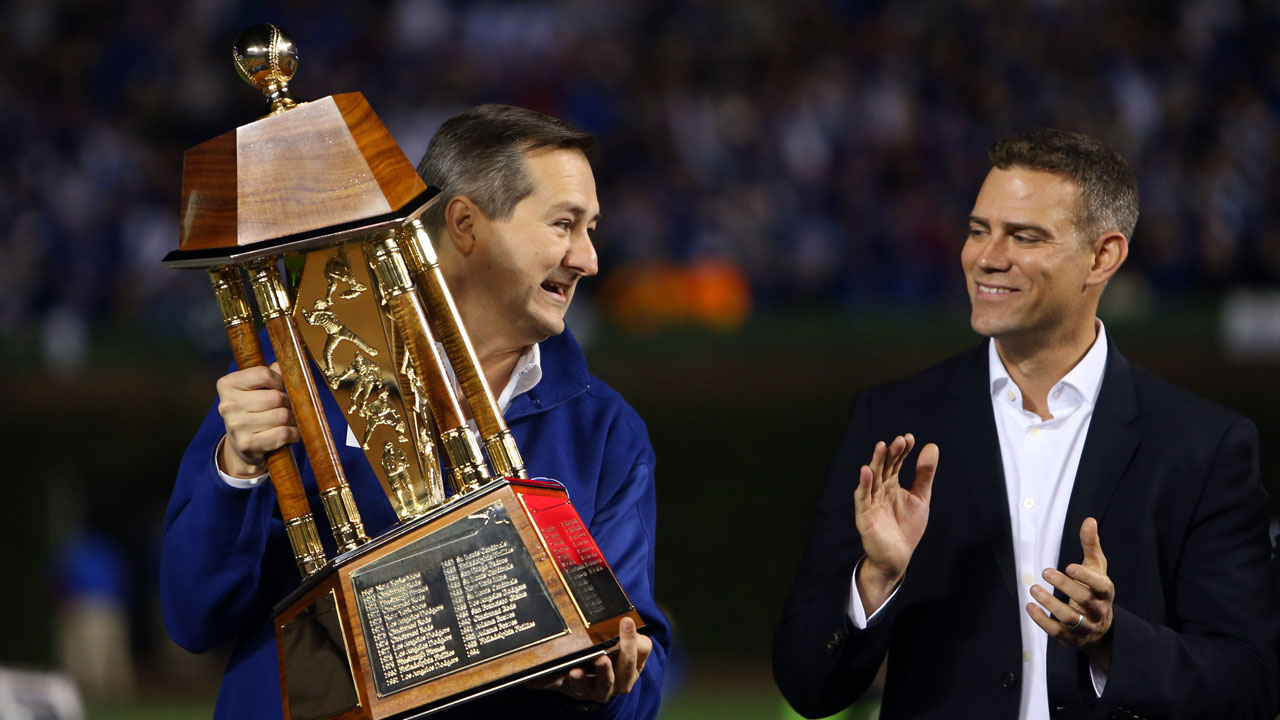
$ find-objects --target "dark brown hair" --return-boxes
[988,128,1139,244]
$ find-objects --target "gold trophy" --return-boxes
[165,24,643,720]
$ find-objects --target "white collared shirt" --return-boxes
[218,344,543,488]
[993,321,1108,718]
[848,321,1109,718]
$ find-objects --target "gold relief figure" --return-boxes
[359,388,407,450]
[397,350,445,501]
[323,246,367,303]
[380,440,415,507]
[330,352,383,412]
[300,299,378,380]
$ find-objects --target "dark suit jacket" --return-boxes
[773,338,1278,719]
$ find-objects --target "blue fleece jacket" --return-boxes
[161,328,669,719]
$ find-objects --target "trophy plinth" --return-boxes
[167,24,645,719]
[275,479,639,720]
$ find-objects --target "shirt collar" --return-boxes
[988,320,1109,413]
[495,342,542,415]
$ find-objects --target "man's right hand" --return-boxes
[216,363,300,478]
[854,433,939,616]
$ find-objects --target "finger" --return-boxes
[235,389,292,414]
[252,424,301,452]
[855,465,872,508]
[587,655,613,703]
[910,443,940,504]
[223,403,295,440]
[1029,584,1085,632]
[1026,602,1070,640]
[1064,563,1114,600]
[635,631,652,667]
[888,433,915,481]
[1041,568,1094,607]
[1080,518,1107,573]
[524,671,567,690]
[879,436,905,490]
[221,365,285,393]
[613,618,639,695]
[867,442,887,494]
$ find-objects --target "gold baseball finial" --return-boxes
[232,24,299,115]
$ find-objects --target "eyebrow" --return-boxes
[968,216,1051,237]
[551,202,601,223]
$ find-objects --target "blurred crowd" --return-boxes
[2,0,1279,358]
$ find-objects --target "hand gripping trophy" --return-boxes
[164,24,644,720]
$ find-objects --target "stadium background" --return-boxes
[2,1,1278,717]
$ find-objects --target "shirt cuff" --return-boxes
[214,435,269,489]
[846,556,900,629]
[1089,659,1107,696]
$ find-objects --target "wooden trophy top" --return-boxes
[164,24,431,269]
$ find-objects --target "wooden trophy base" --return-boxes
[273,478,642,720]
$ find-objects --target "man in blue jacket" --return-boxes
[161,104,668,719]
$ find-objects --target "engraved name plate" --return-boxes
[350,501,566,697]
[519,493,634,626]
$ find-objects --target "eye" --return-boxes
[967,227,987,239]
[554,219,573,232]
[1013,234,1036,244]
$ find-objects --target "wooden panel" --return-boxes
[333,93,428,212]
[235,96,393,246]
[179,129,239,251]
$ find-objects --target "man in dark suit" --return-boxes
[773,128,1278,719]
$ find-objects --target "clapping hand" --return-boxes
[854,434,940,614]
[1028,517,1115,670]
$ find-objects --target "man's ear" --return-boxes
[444,196,480,256]
[1085,231,1128,288]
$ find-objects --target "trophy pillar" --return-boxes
[401,220,528,479]
[209,267,327,578]
[247,260,370,553]
[364,234,490,496]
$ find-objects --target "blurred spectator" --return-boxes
[52,531,136,701]
[1,0,1278,345]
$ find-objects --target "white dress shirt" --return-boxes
[217,343,543,487]
[848,321,1109,718]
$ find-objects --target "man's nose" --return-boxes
[565,228,599,277]
[976,235,1011,271]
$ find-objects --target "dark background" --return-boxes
[2,1,1278,717]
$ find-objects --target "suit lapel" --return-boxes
[943,341,1019,603]
[1053,337,1141,576]
[1047,337,1142,706]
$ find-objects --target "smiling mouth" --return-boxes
[541,280,569,299]
[976,283,1017,295]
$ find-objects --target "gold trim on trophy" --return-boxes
[284,515,329,577]
[439,427,490,495]
[248,260,291,320]
[210,267,254,327]
[320,485,366,555]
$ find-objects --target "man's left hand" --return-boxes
[1027,517,1115,670]
[526,617,651,704]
